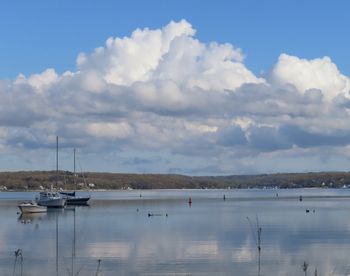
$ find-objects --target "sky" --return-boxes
[1,0,350,175]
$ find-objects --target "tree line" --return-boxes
[0,171,350,191]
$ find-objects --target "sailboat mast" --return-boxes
[73,148,77,189]
[74,148,76,175]
[56,136,58,186]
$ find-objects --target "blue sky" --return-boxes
[1,0,349,78]
[1,0,350,175]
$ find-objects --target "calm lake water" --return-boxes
[1,189,350,275]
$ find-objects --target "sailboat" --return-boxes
[60,148,90,205]
[36,136,66,208]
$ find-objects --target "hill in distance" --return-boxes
[0,171,349,191]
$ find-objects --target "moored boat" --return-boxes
[18,201,47,213]
[59,191,90,205]
[36,191,66,208]
[59,148,91,206]
[35,137,66,208]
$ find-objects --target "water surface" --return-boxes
[1,189,350,275]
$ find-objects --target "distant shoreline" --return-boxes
[0,170,350,191]
[1,187,350,192]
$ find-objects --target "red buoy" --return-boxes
[188,197,192,204]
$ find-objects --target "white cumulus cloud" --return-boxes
[15,68,59,93]
[270,54,350,101]
[1,19,350,174]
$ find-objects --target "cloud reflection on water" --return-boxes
[87,241,131,259]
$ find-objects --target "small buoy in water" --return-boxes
[223,194,226,201]
[299,195,303,202]
[166,213,168,217]
[188,197,192,204]
[313,209,315,213]
[148,213,152,217]
[306,209,310,213]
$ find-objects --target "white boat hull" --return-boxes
[18,203,47,213]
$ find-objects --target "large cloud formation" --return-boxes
[1,19,350,174]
